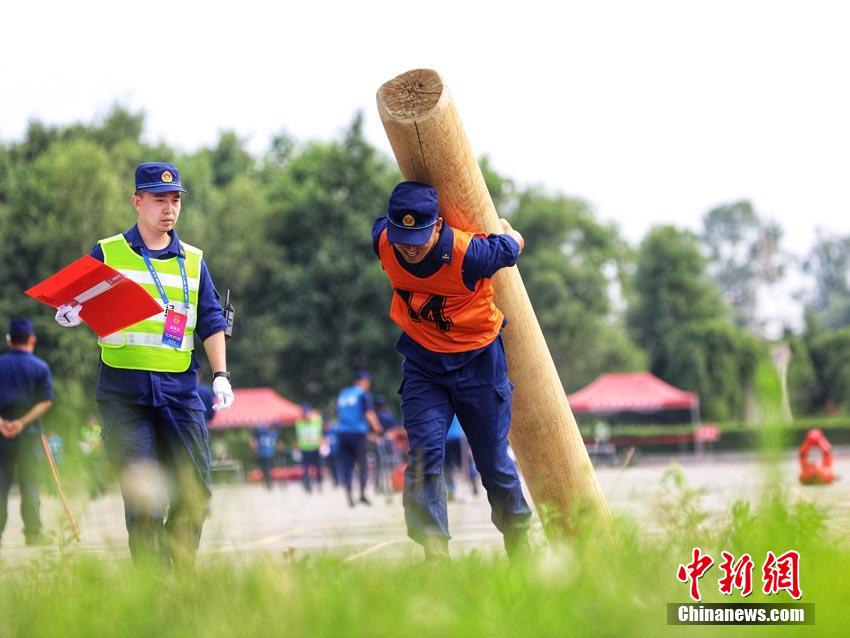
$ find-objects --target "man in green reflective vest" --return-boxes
[296,403,324,493]
[55,162,234,566]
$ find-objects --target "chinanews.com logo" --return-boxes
[668,547,814,626]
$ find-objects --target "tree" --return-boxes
[701,200,784,334]
[245,114,402,404]
[803,232,850,330]
[511,188,645,390]
[806,328,850,413]
[629,226,727,365]
[628,226,762,419]
[0,139,128,394]
[664,320,761,421]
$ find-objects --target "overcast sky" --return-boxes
[3,0,848,256]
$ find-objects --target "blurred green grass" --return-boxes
[1,470,846,638]
[5,358,846,637]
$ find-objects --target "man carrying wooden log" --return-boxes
[372,181,532,563]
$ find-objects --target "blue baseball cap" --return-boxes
[8,318,35,336]
[135,162,188,193]
[386,181,439,246]
[355,369,372,382]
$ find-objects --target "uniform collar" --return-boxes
[389,223,454,272]
[126,225,184,257]
[432,225,454,264]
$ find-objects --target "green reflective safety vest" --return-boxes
[295,415,323,452]
[97,233,202,372]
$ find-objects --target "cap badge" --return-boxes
[161,170,174,183]
[402,214,416,227]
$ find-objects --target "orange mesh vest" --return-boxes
[378,227,504,353]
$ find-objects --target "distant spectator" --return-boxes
[296,404,324,493]
[251,424,278,490]
[335,370,383,507]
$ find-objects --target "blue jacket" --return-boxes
[0,348,55,435]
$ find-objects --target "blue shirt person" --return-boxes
[372,181,532,563]
[251,424,279,490]
[335,370,383,507]
[0,318,55,545]
[54,162,234,566]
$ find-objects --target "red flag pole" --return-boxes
[40,433,81,542]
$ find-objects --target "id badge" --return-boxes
[162,305,188,348]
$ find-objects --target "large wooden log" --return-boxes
[377,69,610,536]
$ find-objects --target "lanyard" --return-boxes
[140,244,190,310]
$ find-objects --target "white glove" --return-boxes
[212,376,235,412]
[55,303,82,327]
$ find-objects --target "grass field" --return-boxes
[1,464,846,638]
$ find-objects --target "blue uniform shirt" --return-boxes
[372,217,520,372]
[90,225,228,410]
[0,349,55,435]
[253,425,278,459]
[336,385,374,435]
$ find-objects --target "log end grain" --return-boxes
[377,68,445,121]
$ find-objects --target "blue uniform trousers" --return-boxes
[0,433,41,541]
[399,338,532,545]
[301,450,323,492]
[97,400,210,565]
[336,432,368,498]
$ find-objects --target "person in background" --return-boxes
[335,370,383,507]
[323,413,340,488]
[251,423,278,490]
[295,404,324,493]
[374,395,400,434]
[373,395,401,496]
[0,318,55,547]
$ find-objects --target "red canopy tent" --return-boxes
[568,371,699,418]
[209,387,302,430]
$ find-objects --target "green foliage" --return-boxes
[629,226,728,353]
[511,189,645,389]
[628,226,763,420]
[5,105,842,424]
[786,336,818,416]
[806,327,850,413]
[655,464,709,543]
[701,200,784,331]
[803,232,850,329]
[246,113,403,403]
[0,139,129,396]
[0,483,844,636]
[665,320,763,421]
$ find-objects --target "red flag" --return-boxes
[26,256,163,337]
